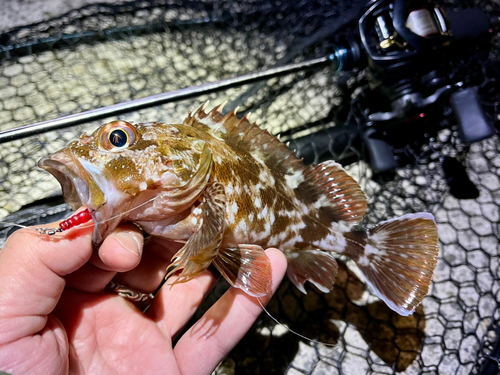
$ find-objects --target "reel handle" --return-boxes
[450,87,496,144]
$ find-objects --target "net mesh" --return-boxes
[0,1,499,374]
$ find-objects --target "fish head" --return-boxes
[39,120,212,246]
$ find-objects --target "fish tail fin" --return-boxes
[347,213,439,316]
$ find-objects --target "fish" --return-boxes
[38,102,439,316]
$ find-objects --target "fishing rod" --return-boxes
[1,0,498,187]
[0,54,348,143]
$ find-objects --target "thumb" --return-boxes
[0,221,94,345]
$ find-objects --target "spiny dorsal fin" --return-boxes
[184,102,306,176]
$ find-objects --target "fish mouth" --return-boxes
[39,151,128,247]
[38,153,95,211]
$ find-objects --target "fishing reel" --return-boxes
[358,0,497,172]
[296,0,499,174]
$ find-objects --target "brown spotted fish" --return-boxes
[38,103,439,316]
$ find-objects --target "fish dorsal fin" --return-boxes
[184,102,305,176]
[295,161,368,225]
[184,103,367,225]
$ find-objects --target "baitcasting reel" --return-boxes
[293,0,499,174]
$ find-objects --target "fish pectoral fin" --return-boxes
[285,250,338,294]
[349,213,439,316]
[168,182,226,284]
[213,244,272,297]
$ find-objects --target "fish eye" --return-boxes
[109,129,128,147]
[99,121,137,151]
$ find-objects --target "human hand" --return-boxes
[0,215,287,375]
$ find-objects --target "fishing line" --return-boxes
[257,298,338,348]
[27,193,164,234]
[0,222,30,230]
[0,194,160,234]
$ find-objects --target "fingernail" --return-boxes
[74,206,88,213]
[114,231,142,256]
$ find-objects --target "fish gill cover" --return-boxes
[0,0,498,374]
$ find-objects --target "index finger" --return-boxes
[173,248,287,375]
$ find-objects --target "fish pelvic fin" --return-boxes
[285,250,338,294]
[345,213,439,316]
[213,244,272,297]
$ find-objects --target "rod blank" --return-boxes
[0,56,331,143]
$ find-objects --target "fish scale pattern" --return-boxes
[0,0,499,374]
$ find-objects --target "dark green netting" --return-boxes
[0,1,498,374]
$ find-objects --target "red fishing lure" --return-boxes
[37,208,92,235]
